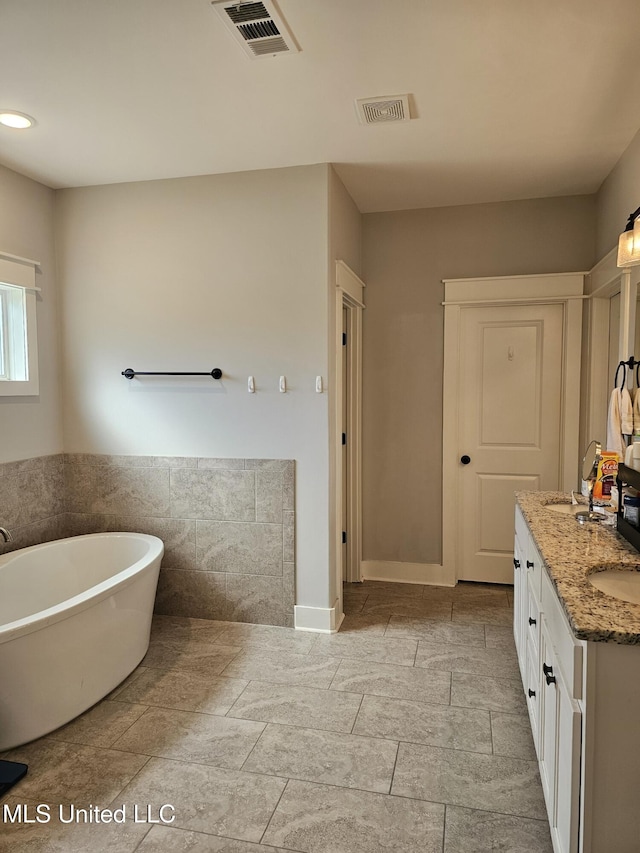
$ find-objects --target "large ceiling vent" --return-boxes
[356,95,411,125]
[211,1,299,58]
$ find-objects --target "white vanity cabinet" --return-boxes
[514,503,640,853]
[515,506,581,853]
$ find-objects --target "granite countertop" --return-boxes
[515,490,640,644]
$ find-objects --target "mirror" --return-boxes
[577,439,603,523]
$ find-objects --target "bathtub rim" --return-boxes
[0,532,164,645]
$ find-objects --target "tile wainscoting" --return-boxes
[0,453,66,549]
[0,454,295,627]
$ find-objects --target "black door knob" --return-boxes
[460,455,471,465]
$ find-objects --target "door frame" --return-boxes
[442,273,584,585]
[333,261,365,606]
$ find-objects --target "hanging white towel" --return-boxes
[621,387,633,436]
[633,387,640,435]
[607,388,629,460]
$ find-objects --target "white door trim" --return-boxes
[442,273,584,585]
[343,299,363,583]
[333,262,365,613]
[336,260,366,308]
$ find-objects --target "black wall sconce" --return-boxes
[618,205,640,267]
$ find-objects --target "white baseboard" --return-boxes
[294,601,344,633]
[361,560,455,587]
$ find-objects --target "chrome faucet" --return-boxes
[0,527,12,543]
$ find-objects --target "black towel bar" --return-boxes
[614,357,640,390]
[122,368,222,379]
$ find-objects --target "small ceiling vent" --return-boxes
[211,1,299,58]
[355,95,411,125]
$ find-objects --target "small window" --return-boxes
[0,284,28,381]
[0,253,40,396]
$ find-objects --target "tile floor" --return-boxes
[0,581,553,852]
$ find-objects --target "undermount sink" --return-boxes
[544,503,587,515]
[588,568,640,605]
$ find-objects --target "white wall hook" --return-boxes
[279,376,287,393]
[316,376,323,393]
[248,376,255,393]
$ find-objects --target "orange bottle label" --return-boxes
[593,452,618,500]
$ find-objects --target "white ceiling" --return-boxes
[2,0,640,213]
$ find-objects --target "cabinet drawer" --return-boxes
[525,539,543,605]
[541,569,583,700]
[515,506,529,551]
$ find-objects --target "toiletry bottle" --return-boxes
[625,443,635,467]
[633,433,640,471]
[624,494,640,526]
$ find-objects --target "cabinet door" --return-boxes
[539,623,558,827]
[527,574,541,658]
[554,667,581,853]
[513,533,527,675]
[525,638,540,756]
[539,620,581,853]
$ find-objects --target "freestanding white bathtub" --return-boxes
[0,532,163,750]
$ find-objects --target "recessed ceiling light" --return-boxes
[0,111,35,129]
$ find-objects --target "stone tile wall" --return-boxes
[0,454,295,627]
[0,454,66,549]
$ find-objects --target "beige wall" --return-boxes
[0,165,62,463]
[329,166,362,277]
[55,164,331,609]
[596,126,640,261]
[362,195,596,565]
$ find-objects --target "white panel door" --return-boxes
[458,304,564,583]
